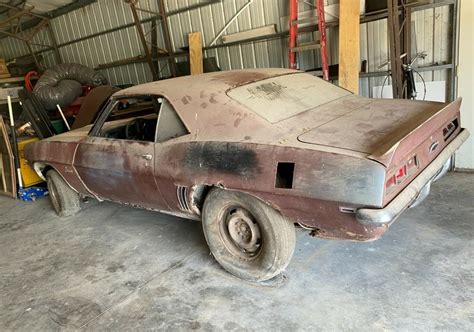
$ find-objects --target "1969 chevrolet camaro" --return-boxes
[25,68,469,281]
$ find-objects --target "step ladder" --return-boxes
[289,0,329,80]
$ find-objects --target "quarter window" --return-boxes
[155,98,189,143]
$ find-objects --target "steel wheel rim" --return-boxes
[47,178,60,214]
[218,205,262,260]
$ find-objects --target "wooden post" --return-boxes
[338,0,360,94]
[387,0,404,99]
[188,32,203,75]
[0,154,6,192]
[0,116,15,197]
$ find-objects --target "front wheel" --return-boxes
[46,169,81,217]
[202,188,296,281]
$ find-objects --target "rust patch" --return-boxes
[357,123,373,130]
[248,82,285,101]
[209,94,218,104]
[181,95,192,104]
[233,118,242,128]
[309,228,323,237]
[121,150,131,169]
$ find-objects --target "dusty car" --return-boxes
[25,68,469,281]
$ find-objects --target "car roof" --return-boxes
[113,68,301,143]
[111,69,367,160]
[114,68,298,100]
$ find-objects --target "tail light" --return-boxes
[395,166,407,181]
[386,175,397,190]
[385,155,418,193]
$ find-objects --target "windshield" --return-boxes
[227,73,351,123]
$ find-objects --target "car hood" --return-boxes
[297,98,445,155]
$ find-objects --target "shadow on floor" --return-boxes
[0,173,472,330]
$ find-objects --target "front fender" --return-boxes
[25,140,93,197]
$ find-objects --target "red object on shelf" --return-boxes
[24,71,38,91]
[59,86,97,117]
[61,96,85,117]
[82,85,94,96]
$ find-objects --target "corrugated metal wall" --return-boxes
[360,5,452,97]
[0,0,452,98]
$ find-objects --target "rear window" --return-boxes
[227,73,351,123]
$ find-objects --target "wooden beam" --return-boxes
[0,116,16,198]
[338,0,360,94]
[128,1,158,81]
[387,0,404,98]
[25,41,42,72]
[222,24,277,44]
[26,18,49,41]
[96,55,147,70]
[0,8,34,27]
[158,0,177,77]
[188,32,203,75]
[151,19,158,75]
[47,22,62,64]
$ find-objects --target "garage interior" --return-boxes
[0,0,472,330]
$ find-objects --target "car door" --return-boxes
[73,95,169,210]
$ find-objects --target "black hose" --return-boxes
[33,63,106,110]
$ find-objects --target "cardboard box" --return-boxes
[0,59,10,77]
[0,86,23,100]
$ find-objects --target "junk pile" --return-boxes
[0,97,46,201]
[6,55,39,77]
[0,63,120,201]
[20,63,112,139]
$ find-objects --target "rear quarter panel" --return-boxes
[155,139,387,240]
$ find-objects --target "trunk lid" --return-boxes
[297,98,462,166]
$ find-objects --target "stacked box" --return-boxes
[0,59,11,79]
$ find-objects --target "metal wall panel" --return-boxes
[0,0,453,98]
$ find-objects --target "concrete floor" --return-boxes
[0,173,472,331]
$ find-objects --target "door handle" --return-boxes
[141,154,153,161]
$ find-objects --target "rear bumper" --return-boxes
[356,129,470,226]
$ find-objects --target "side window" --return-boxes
[94,96,161,142]
[155,98,189,143]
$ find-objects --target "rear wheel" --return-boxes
[46,169,81,217]
[202,188,296,281]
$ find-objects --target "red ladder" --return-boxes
[289,0,329,80]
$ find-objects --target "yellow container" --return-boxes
[18,137,43,187]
